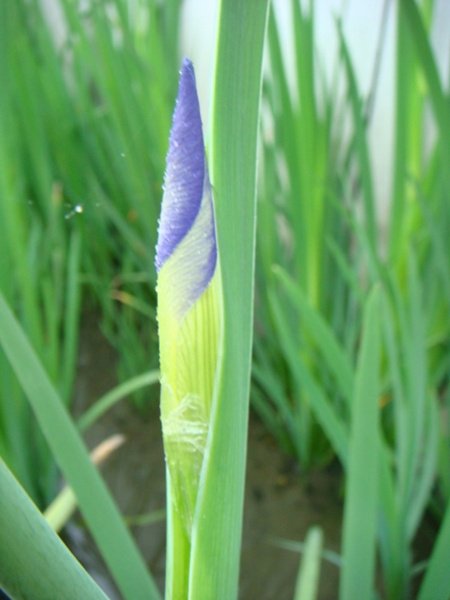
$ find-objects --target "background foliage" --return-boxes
[0,0,449,598]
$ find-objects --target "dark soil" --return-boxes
[67,314,343,599]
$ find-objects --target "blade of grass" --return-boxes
[0,458,108,600]
[293,526,323,600]
[77,370,160,432]
[401,0,450,163]
[377,441,408,599]
[61,229,82,402]
[389,0,424,263]
[268,287,349,465]
[253,347,299,452]
[340,288,381,600]
[267,290,312,461]
[273,266,354,402]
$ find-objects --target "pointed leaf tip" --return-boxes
[156,58,206,271]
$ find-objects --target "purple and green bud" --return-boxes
[156,58,217,318]
[156,59,222,539]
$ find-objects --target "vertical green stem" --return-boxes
[165,477,190,600]
[187,1,269,598]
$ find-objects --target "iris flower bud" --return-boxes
[156,59,222,537]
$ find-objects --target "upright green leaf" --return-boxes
[187,1,269,598]
[293,526,323,600]
[340,289,381,600]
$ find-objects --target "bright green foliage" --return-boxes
[0,0,181,504]
[340,289,381,600]
[253,1,449,596]
[0,459,108,600]
[255,2,362,466]
[0,293,160,600]
[0,1,83,503]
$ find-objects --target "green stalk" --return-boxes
[0,459,107,600]
[293,527,323,600]
[388,0,421,264]
[187,1,269,598]
[340,288,381,600]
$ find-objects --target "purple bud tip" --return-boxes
[156,58,206,271]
